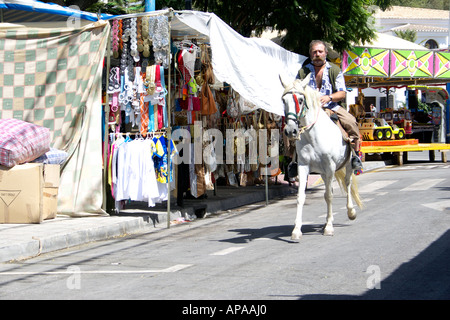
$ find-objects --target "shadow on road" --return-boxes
[220,223,352,244]
[300,230,450,299]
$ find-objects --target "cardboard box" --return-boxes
[0,163,60,223]
[42,164,60,220]
[43,164,60,188]
[43,188,58,220]
[0,163,44,223]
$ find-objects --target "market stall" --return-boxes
[102,9,307,223]
[0,3,308,222]
[0,0,112,220]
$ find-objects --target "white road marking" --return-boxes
[210,247,245,256]
[422,200,450,212]
[359,180,397,193]
[255,233,282,240]
[0,264,193,276]
[319,212,339,218]
[400,179,445,191]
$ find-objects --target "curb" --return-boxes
[0,216,145,262]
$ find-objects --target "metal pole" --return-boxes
[447,83,450,143]
[145,0,155,12]
[103,26,112,213]
[167,11,173,228]
[447,2,450,142]
[386,87,389,110]
[265,164,268,206]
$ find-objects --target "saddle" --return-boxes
[323,108,351,143]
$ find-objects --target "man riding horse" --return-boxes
[298,40,363,172]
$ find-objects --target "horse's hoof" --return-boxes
[291,232,302,240]
[348,208,357,220]
[323,228,334,236]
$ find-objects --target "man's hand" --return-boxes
[319,95,332,106]
[320,91,346,106]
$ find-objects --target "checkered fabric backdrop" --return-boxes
[0,21,110,215]
[0,22,107,152]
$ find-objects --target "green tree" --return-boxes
[393,29,417,42]
[193,0,393,55]
[42,0,393,55]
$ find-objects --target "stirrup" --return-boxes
[351,150,363,175]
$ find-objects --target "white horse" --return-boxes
[280,75,363,240]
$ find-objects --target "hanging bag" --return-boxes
[227,88,239,118]
[200,83,217,115]
[201,43,215,85]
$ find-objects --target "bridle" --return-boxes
[283,90,320,138]
[285,92,307,125]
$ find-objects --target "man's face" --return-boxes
[310,43,327,67]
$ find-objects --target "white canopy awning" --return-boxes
[174,10,306,116]
[358,32,427,50]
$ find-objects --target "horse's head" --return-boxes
[280,74,310,140]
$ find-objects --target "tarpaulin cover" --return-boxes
[175,11,307,116]
[0,20,110,216]
[0,0,112,22]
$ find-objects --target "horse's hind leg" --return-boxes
[322,174,334,236]
[292,165,308,240]
[345,166,357,220]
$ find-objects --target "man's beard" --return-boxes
[312,57,325,66]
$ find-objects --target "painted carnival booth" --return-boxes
[342,32,450,164]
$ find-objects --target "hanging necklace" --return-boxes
[129,17,139,62]
[112,19,119,59]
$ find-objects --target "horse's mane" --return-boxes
[284,78,321,115]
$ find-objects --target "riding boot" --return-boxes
[351,140,363,172]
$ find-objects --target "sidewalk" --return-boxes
[0,161,385,263]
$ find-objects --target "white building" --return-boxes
[374,5,450,49]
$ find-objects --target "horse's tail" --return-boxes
[335,168,364,209]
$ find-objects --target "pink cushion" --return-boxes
[0,119,51,167]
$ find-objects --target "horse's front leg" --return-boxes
[322,173,334,236]
[292,165,309,240]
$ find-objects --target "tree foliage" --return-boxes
[41,0,394,55]
[192,0,393,55]
[393,29,417,42]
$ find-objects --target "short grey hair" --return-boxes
[309,40,328,54]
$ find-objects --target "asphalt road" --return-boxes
[0,153,449,303]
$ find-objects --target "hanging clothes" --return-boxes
[110,134,177,208]
[152,134,177,184]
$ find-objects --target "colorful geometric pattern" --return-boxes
[390,50,434,78]
[343,47,390,77]
[434,52,450,79]
[343,48,450,80]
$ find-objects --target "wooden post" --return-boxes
[395,152,403,166]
